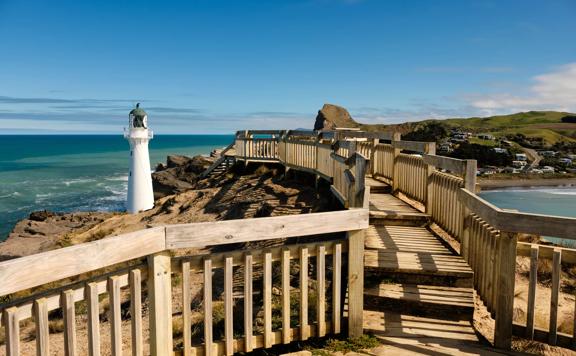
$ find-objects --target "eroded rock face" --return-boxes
[1,211,113,259]
[152,155,214,199]
[313,103,359,131]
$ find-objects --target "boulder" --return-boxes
[152,154,215,199]
[313,103,359,131]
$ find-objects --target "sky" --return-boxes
[0,0,575,134]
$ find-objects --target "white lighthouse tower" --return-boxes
[125,103,154,213]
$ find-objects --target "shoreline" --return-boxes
[479,177,576,190]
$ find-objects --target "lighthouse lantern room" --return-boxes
[125,103,154,213]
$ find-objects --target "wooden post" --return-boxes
[354,154,366,208]
[461,160,478,261]
[424,142,436,213]
[147,252,173,356]
[369,138,378,176]
[347,229,364,337]
[391,132,401,194]
[494,231,517,350]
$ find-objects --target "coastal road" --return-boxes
[520,146,542,171]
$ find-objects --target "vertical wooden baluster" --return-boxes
[34,298,49,356]
[300,247,309,340]
[244,254,253,352]
[182,262,192,356]
[108,276,122,356]
[317,245,326,337]
[282,249,291,344]
[62,290,76,356]
[348,229,365,338]
[148,252,173,356]
[204,258,213,356]
[129,269,143,356]
[333,243,342,334]
[224,256,234,355]
[526,245,538,339]
[264,251,273,348]
[3,307,19,356]
[549,249,562,345]
[494,231,517,350]
[86,282,100,356]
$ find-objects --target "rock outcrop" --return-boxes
[313,103,359,131]
[1,211,113,259]
[152,154,214,199]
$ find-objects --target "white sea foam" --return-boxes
[62,178,97,186]
[0,192,21,199]
[104,175,129,182]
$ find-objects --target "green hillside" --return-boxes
[361,111,576,146]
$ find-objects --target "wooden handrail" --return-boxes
[0,209,368,298]
[459,188,576,239]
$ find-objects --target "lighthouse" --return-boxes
[125,103,154,213]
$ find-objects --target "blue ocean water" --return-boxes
[480,187,576,246]
[0,135,234,240]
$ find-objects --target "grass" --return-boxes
[362,110,576,146]
[306,334,381,355]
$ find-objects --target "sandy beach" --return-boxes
[479,177,576,190]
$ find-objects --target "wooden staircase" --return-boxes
[200,142,236,179]
[362,177,480,352]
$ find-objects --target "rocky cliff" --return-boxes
[313,103,359,131]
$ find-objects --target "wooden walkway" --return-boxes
[362,177,497,355]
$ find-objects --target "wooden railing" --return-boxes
[459,188,576,349]
[0,210,369,356]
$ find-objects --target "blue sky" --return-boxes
[1,0,575,134]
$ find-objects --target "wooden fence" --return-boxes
[459,188,576,349]
[0,210,369,356]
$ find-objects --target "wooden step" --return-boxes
[365,226,453,254]
[363,310,480,342]
[365,250,473,278]
[365,177,391,194]
[364,283,474,319]
[369,210,430,226]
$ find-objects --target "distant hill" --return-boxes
[360,111,576,146]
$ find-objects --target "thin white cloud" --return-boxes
[467,62,576,114]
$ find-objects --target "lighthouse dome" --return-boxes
[129,103,148,129]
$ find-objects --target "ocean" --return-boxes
[0,135,234,241]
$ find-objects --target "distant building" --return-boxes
[502,167,520,174]
[540,150,557,157]
[477,133,495,140]
[541,166,555,173]
[512,160,527,168]
[559,158,572,165]
[492,147,508,154]
[438,143,453,153]
[515,153,527,161]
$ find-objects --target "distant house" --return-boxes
[567,154,576,160]
[501,140,513,147]
[438,143,453,153]
[502,167,520,174]
[512,160,527,168]
[478,167,498,176]
[492,147,508,154]
[477,133,495,140]
[540,151,557,157]
[515,153,527,161]
[530,169,543,174]
[559,158,572,165]
[541,166,555,174]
